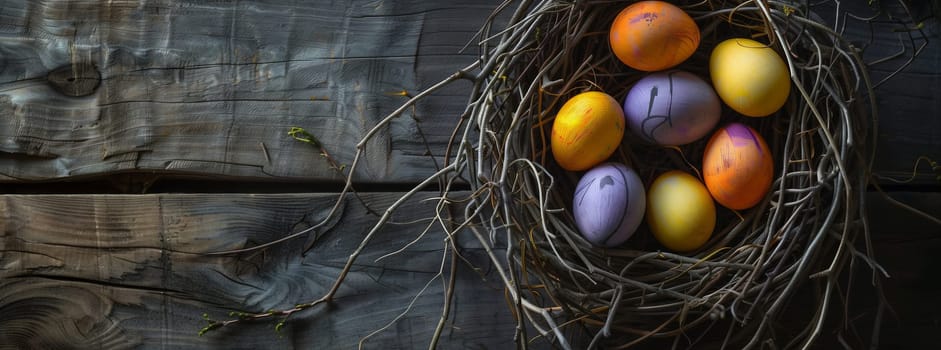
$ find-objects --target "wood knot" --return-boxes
[47,63,101,97]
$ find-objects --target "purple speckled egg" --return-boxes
[573,162,646,247]
[623,70,721,146]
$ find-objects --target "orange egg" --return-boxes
[702,123,774,210]
[609,1,700,72]
[551,91,624,171]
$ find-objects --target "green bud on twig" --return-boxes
[288,127,322,148]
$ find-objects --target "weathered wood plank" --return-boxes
[0,0,497,182]
[0,191,515,349]
[856,191,941,349]
[829,1,941,185]
[834,191,941,350]
[0,0,935,186]
[1,191,938,348]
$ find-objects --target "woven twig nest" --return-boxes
[455,0,882,348]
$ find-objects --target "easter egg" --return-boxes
[702,123,774,210]
[647,170,716,252]
[551,91,625,171]
[710,38,790,117]
[609,1,700,72]
[623,70,721,145]
[573,163,646,247]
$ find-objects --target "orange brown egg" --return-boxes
[702,123,774,210]
[609,1,700,72]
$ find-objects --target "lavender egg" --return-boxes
[623,70,721,146]
[573,162,646,247]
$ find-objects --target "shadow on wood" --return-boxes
[0,0,500,183]
[0,191,514,349]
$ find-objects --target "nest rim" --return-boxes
[463,0,883,348]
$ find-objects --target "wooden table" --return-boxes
[0,1,938,349]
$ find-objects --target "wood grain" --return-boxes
[1,191,937,348]
[0,1,934,185]
[0,1,936,349]
[834,1,941,185]
[0,0,496,183]
[0,191,515,349]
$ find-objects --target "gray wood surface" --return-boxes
[851,191,941,349]
[0,0,497,182]
[0,0,936,185]
[0,191,516,349]
[0,1,937,349]
[0,191,938,349]
[838,1,941,185]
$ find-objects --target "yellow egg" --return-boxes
[646,171,716,252]
[551,91,625,171]
[710,38,790,117]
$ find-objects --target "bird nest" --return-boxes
[441,0,883,348]
[198,0,929,348]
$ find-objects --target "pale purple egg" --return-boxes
[623,70,721,146]
[573,162,646,247]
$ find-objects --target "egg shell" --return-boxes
[702,123,774,209]
[710,38,790,117]
[646,170,716,252]
[551,91,625,171]
[623,70,721,146]
[573,162,646,247]
[609,1,700,72]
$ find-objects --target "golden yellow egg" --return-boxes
[550,91,625,171]
[646,170,716,252]
[710,38,790,117]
